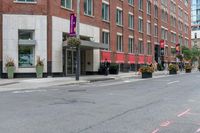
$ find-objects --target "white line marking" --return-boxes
[151,128,159,133]
[160,121,171,127]
[177,109,190,117]
[167,81,180,85]
[196,128,200,132]
[13,89,46,94]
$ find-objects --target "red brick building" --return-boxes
[0,0,191,78]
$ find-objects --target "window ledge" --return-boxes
[102,19,110,23]
[128,28,134,31]
[128,4,134,7]
[61,6,74,12]
[13,1,37,4]
[84,14,95,18]
[116,24,123,27]
[116,51,124,54]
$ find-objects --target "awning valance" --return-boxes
[128,54,135,64]
[138,55,145,64]
[63,40,108,49]
[115,53,125,63]
[101,51,111,63]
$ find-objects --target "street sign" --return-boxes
[70,13,77,36]
[176,43,180,54]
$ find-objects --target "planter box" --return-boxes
[36,66,44,78]
[185,69,191,73]
[142,72,152,78]
[7,66,14,79]
[169,70,177,75]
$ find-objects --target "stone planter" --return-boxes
[7,66,15,79]
[142,72,152,78]
[169,70,177,75]
[36,66,44,78]
[185,69,191,73]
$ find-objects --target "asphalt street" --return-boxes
[0,73,200,133]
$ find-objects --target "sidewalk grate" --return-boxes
[0,82,19,86]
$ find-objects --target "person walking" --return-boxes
[104,59,109,76]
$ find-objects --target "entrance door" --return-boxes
[66,50,77,75]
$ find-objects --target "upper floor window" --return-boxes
[15,0,36,2]
[138,17,143,32]
[147,0,151,15]
[128,13,134,29]
[102,2,109,21]
[84,0,93,16]
[61,0,72,9]
[139,0,143,10]
[19,30,34,40]
[102,31,110,50]
[117,34,123,52]
[154,5,158,18]
[116,8,123,26]
[128,0,134,5]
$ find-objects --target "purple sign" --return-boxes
[70,13,76,36]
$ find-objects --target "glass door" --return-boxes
[66,50,77,75]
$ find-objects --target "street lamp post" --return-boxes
[135,48,139,73]
[76,0,80,81]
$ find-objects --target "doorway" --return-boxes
[66,50,77,75]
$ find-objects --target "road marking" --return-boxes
[195,128,200,132]
[167,80,180,85]
[177,109,190,117]
[151,128,159,133]
[160,121,171,127]
[13,89,46,94]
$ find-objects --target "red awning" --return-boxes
[101,51,111,62]
[147,56,152,64]
[128,54,135,64]
[138,55,145,64]
[115,53,125,63]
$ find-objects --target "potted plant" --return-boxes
[168,63,178,74]
[140,65,154,78]
[184,64,192,73]
[67,37,81,48]
[5,57,15,79]
[36,56,44,78]
[109,63,119,74]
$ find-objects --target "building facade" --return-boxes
[191,0,200,48]
[0,0,191,78]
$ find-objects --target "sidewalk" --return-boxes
[0,70,178,92]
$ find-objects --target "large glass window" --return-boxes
[84,0,93,16]
[61,0,72,9]
[18,46,34,67]
[102,2,109,21]
[18,30,35,68]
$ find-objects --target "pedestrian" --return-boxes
[104,59,109,76]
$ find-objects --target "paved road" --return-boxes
[0,73,200,133]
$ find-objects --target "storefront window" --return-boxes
[18,46,34,67]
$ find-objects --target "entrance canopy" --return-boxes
[63,40,108,49]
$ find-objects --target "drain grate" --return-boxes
[0,82,19,86]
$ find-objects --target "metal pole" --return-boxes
[76,0,80,81]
